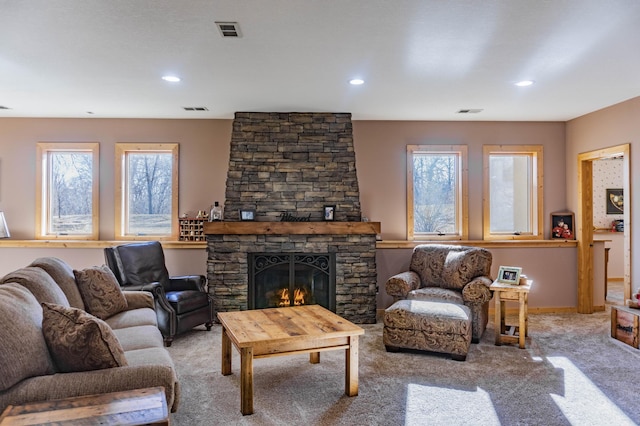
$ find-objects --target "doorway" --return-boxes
[577,144,630,313]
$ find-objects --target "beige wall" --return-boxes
[352,120,567,240]
[0,118,232,240]
[566,96,640,292]
[0,116,579,310]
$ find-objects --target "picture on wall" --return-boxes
[606,188,624,214]
[551,211,575,240]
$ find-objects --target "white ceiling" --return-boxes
[1,0,640,121]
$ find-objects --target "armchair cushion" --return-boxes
[408,287,464,305]
[166,290,210,315]
[409,245,492,290]
[41,303,128,373]
[74,265,128,320]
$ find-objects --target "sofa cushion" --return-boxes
[104,307,158,330]
[113,325,165,351]
[0,267,70,306]
[0,284,56,392]
[74,265,128,320]
[30,257,85,309]
[41,303,128,373]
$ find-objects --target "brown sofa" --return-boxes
[0,257,179,413]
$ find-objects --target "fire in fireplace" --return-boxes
[248,253,336,311]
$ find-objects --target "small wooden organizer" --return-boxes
[179,218,206,241]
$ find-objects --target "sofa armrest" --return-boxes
[461,276,493,304]
[122,290,154,310]
[1,364,179,413]
[169,275,206,292]
[385,271,421,302]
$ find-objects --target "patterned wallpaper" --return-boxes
[592,158,623,228]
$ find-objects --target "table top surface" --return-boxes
[490,279,533,292]
[0,387,167,426]
[218,305,364,348]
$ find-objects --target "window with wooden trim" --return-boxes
[115,143,179,240]
[483,145,543,240]
[407,145,468,240]
[36,142,99,240]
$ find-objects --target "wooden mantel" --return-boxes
[203,221,381,235]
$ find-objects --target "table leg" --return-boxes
[518,293,526,349]
[524,293,529,337]
[240,347,254,415]
[494,292,502,346]
[221,326,232,376]
[345,336,359,397]
[310,352,320,364]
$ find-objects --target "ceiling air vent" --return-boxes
[216,22,241,38]
[457,109,483,114]
[183,107,209,111]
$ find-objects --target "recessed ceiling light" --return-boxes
[162,75,181,83]
[515,80,534,87]
[349,79,364,85]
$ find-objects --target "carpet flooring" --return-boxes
[167,303,639,425]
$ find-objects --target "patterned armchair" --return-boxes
[385,244,493,342]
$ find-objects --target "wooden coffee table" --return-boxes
[218,304,365,415]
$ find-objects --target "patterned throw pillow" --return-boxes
[74,265,128,320]
[41,303,128,373]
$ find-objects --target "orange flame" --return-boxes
[277,287,307,307]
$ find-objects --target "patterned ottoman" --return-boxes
[383,299,472,361]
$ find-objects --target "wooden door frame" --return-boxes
[577,143,630,313]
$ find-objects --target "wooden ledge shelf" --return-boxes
[203,221,381,235]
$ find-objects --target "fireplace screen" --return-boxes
[248,253,336,311]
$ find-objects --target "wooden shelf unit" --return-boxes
[179,218,206,241]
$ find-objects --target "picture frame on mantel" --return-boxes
[239,209,255,221]
[323,205,335,221]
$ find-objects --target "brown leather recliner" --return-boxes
[104,241,213,346]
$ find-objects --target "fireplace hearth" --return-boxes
[248,253,336,311]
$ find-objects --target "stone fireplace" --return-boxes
[205,112,378,324]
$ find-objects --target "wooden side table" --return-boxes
[0,387,169,425]
[491,279,533,349]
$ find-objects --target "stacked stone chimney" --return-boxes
[223,112,361,221]
[206,112,377,324]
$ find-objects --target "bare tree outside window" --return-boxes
[126,152,173,235]
[49,152,94,234]
[115,143,178,239]
[413,153,457,233]
[407,145,468,240]
[36,142,99,240]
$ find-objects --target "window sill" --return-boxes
[0,239,577,250]
[0,240,206,249]
[376,239,578,249]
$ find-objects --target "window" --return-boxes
[36,142,99,239]
[483,145,543,239]
[407,145,468,240]
[115,143,178,240]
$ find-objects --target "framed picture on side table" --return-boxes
[497,266,522,285]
